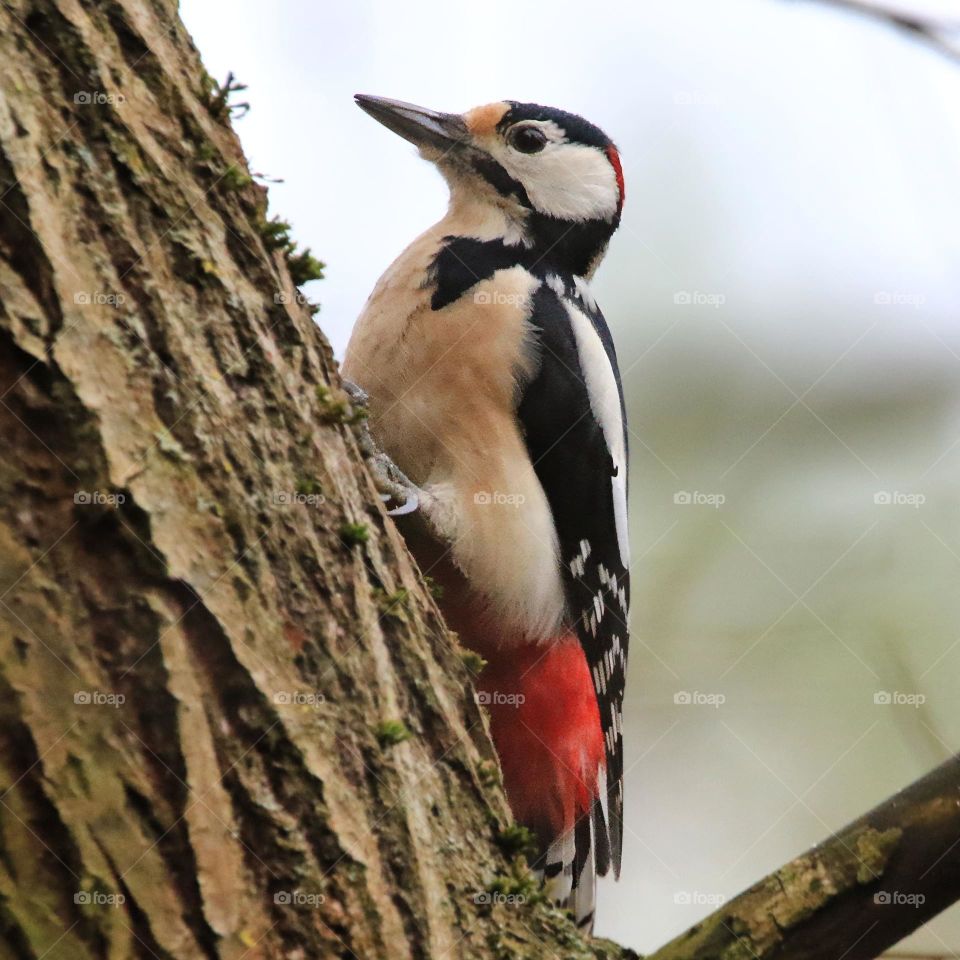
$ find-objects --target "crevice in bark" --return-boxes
[0,675,105,955]
[22,5,99,104]
[375,796,433,960]
[223,223,269,278]
[171,582,377,957]
[100,1,167,99]
[120,783,220,960]
[0,903,36,960]
[117,637,222,959]
[0,146,63,334]
[96,841,177,960]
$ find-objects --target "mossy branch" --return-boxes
[646,753,960,960]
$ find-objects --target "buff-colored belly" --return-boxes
[344,253,566,642]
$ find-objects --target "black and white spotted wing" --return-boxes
[517,277,631,879]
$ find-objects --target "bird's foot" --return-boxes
[343,380,422,517]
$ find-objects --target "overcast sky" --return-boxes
[181,0,960,361]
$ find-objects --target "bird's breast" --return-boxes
[344,245,567,641]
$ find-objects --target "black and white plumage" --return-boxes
[343,96,630,931]
[425,242,631,885]
[520,275,630,883]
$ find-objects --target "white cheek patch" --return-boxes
[490,139,620,223]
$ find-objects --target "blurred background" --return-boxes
[180,0,960,953]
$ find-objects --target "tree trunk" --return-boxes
[0,2,621,957]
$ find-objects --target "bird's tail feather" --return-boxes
[537,790,611,933]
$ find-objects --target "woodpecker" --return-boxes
[343,95,629,931]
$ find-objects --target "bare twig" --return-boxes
[802,0,960,64]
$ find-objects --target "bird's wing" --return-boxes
[517,277,631,879]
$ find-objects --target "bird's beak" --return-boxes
[355,95,468,153]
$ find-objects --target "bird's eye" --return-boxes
[507,125,547,154]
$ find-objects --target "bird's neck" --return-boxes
[441,191,616,280]
[524,210,615,279]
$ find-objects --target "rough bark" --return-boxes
[0,2,622,958]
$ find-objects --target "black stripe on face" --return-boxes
[468,152,530,207]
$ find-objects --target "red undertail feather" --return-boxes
[477,637,608,929]
[479,637,604,840]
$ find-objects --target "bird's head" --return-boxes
[355,95,625,277]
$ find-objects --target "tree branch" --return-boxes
[801,0,960,64]
[647,753,960,960]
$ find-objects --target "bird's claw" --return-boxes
[342,379,369,408]
[370,450,422,516]
[386,490,419,517]
[343,380,423,517]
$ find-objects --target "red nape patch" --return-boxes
[478,639,604,843]
[606,145,625,213]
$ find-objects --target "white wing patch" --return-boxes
[546,273,567,299]
[573,275,598,313]
[569,538,591,577]
[564,301,631,568]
